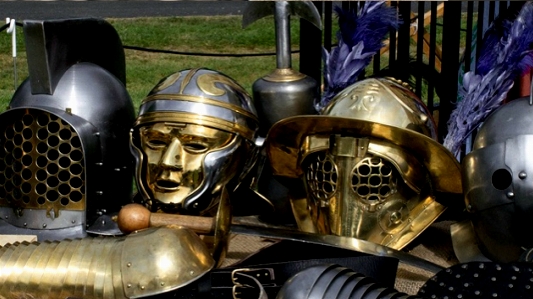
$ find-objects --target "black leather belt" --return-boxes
[166,240,399,299]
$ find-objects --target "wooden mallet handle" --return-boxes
[117,203,215,234]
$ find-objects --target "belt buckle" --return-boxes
[231,268,274,299]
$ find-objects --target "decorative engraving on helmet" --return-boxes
[152,72,182,93]
[379,201,409,233]
[180,68,198,94]
[197,73,249,97]
[0,110,85,216]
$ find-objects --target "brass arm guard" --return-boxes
[0,227,215,299]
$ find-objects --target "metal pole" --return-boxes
[6,18,17,90]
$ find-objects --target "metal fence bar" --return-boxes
[396,1,412,83]
[299,1,322,85]
[427,1,438,113]
[438,1,462,141]
[415,1,425,98]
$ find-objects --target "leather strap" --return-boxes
[170,240,399,299]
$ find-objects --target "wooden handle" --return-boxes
[117,203,215,234]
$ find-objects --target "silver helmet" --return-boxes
[463,97,533,262]
[130,68,259,215]
[0,19,135,241]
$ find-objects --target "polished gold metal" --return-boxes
[151,72,182,94]
[141,94,259,123]
[0,110,85,213]
[212,186,231,267]
[139,123,233,208]
[264,77,461,250]
[0,227,214,299]
[197,72,249,96]
[262,68,307,82]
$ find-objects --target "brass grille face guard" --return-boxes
[350,157,397,205]
[305,152,337,201]
[0,110,85,213]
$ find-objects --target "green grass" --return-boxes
[0,13,475,114]
[0,15,298,113]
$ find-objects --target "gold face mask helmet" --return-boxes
[131,68,259,215]
[265,77,462,249]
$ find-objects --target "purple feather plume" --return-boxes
[444,2,533,157]
[317,1,399,112]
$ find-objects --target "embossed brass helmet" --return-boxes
[265,77,462,249]
[0,19,135,241]
[130,68,259,215]
[462,97,533,263]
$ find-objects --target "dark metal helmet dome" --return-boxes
[131,68,259,214]
[463,97,533,262]
[0,19,135,241]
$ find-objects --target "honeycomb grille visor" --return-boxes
[0,109,85,212]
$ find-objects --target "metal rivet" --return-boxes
[127,262,132,267]
[43,224,47,228]
[96,191,103,195]
[95,132,100,136]
[4,215,7,219]
[160,282,165,286]
[23,223,27,226]
[127,284,132,288]
[475,290,480,295]
[96,162,103,166]
[509,284,514,288]
[140,286,145,290]
[520,172,527,179]
[507,192,515,199]
[114,168,120,172]
[72,220,76,224]
[190,271,195,275]
[193,203,199,208]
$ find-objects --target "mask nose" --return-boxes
[160,138,184,171]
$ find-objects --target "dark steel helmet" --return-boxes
[0,19,135,241]
[463,97,533,262]
[130,68,259,214]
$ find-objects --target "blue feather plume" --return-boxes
[444,2,533,158]
[317,1,399,111]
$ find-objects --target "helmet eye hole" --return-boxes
[492,169,512,190]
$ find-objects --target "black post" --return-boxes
[299,1,323,85]
[438,1,462,142]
